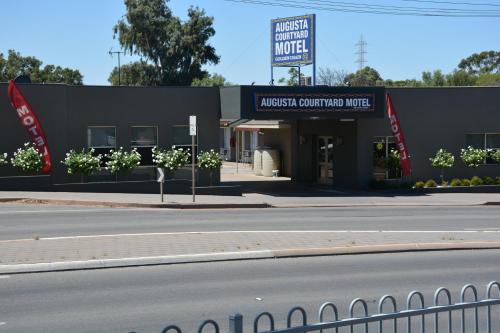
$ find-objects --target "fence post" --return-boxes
[230,313,243,333]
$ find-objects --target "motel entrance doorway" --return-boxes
[317,136,333,184]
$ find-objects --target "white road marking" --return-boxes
[0,276,10,279]
[0,322,5,326]
[1,229,498,243]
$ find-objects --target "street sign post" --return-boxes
[157,167,165,202]
[190,116,197,203]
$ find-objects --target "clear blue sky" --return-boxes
[1,0,498,85]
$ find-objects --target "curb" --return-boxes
[2,241,500,275]
[0,197,495,209]
[0,198,272,210]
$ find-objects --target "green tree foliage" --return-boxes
[384,79,422,87]
[108,61,158,86]
[191,73,231,87]
[458,51,500,75]
[445,70,477,86]
[278,68,303,86]
[0,50,83,84]
[113,0,219,86]
[345,66,383,86]
[476,73,500,86]
[422,70,446,87]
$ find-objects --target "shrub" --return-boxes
[470,176,483,186]
[429,148,454,182]
[496,176,500,185]
[483,176,495,185]
[490,149,500,163]
[62,149,101,176]
[0,153,7,166]
[197,149,222,170]
[105,147,141,174]
[461,178,471,186]
[460,146,487,168]
[11,143,43,172]
[424,179,437,188]
[414,181,425,189]
[440,180,449,187]
[152,147,190,173]
[450,178,462,187]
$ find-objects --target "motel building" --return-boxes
[0,82,500,192]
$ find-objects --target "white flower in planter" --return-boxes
[0,153,7,166]
[62,149,101,176]
[105,148,142,174]
[11,143,43,172]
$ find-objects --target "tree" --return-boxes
[0,50,83,84]
[421,70,446,87]
[384,79,421,87]
[429,149,454,184]
[108,61,158,86]
[445,70,477,86]
[317,67,348,86]
[458,51,500,75]
[113,0,219,86]
[344,67,383,86]
[191,73,231,87]
[277,68,303,86]
[476,73,500,86]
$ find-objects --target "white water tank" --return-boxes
[261,149,280,177]
[253,149,262,176]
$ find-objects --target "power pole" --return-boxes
[355,35,367,70]
[109,48,125,85]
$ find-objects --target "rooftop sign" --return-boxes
[271,14,315,67]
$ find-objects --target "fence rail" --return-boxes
[130,281,500,333]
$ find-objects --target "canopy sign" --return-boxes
[271,14,315,67]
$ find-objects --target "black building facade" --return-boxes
[0,83,499,191]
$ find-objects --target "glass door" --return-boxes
[317,136,333,184]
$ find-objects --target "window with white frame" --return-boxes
[466,133,500,164]
[131,126,158,166]
[87,126,116,166]
[373,136,401,180]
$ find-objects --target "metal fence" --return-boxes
[131,281,500,333]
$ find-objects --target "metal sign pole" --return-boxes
[189,115,197,203]
[192,134,195,203]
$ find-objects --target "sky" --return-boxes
[0,0,499,85]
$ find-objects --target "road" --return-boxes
[1,250,500,333]
[1,205,500,240]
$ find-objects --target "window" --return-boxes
[373,136,401,180]
[172,125,197,160]
[131,126,158,166]
[87,126,116,166]
[466,133,500,164]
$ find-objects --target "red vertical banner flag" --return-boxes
[386,92,411,177]
[7,80,52,173]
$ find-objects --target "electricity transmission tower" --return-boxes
[355,35,367,70]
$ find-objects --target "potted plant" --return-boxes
[152,146,190,176]
[62,148,102,181]
[105,147,141,179]
[460,146,487,168]
[11,143,43,173]
[197,149,222,186]
[490,149,500,163]
[429,148,454,185]
[0,153,7,166]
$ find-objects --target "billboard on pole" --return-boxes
[271,14,315,67]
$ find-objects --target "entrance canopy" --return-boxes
[220,85,386,120]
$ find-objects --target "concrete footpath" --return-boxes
[1,190,500,274]
[1,190,500,209]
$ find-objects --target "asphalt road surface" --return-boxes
[1,205,500,240]
[1,250,500,333]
